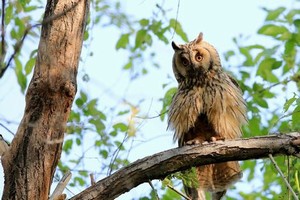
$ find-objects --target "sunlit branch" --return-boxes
[70,133,300,200]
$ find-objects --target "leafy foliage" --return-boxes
[1,0,300,200]
[221,5,300,199]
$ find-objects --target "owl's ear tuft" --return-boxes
[172,41,181,51]
[195,32,203,44]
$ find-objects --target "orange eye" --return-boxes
[195,52,203,61]
[181,57,189,66]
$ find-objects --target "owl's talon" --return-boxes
[210,136,225,142]
[185,139,202,145]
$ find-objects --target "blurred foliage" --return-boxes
[1,0,300,200]
[220,5,300,200]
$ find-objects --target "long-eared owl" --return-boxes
[168,33,247,200]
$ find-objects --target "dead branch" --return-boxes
[70,132,300,200]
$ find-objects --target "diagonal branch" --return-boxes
[1,0,6,65]
[70,132,300,200]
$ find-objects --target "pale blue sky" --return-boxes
[0,0,296,199]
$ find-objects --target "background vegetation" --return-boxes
[0,0,300,199]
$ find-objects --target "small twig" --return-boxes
[90,173,95,186]
[167,184,191,200]
[1,0,6,64]
[49,171,72,200]
[108,133,128,176]
[288,156,290,200]
[135,110,168,120]
[171,0,181,40]
[0,122,15,135]
[148,180,160,200]
[268,154,298,200]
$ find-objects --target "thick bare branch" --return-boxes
[71,133,300,200]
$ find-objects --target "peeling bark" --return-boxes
[70,133,300,200]
[1,0,89,199]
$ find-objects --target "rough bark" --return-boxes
[1,0,89,199]
[70,133,300,200]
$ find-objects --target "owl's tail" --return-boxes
[185,161,242,200]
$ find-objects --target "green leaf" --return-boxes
[79,170,88,177]
[123,60,132,70]
[63,139,73,154]
[279,121,290,132]
[117,110,130,115]
[95,140,102,147]
[265,7,286,21]
[254,95,269,108]
[76,138,81,145]
[74,177,86,186]
[293,19,300,28]
[18,0,30,8]
[139,19,149,26]
[14,58,27,93]
[80,91,87,103]
[84,31,89,41]
[15,17,26,37]
[239,47,254,66]
[114,141,125,150]
[24,5,38,12]
[135,29,147,48]
[258,24,289,38]
[109,130,118,137]
[113,122,128,132]
[169,19,188,42]
[69,111,80,122]
[116,33,130,50]
[89,118,105,133]
[257,58,281,83]
[248,117,261,136]
[286,9,300,24]
[75,91,87,108]
[160,87,177,120]
[87,98,97,109]
[24,57,35,75]
[100,150,108,159]
[283,95,297,112]
[5,4,13,25]
[292,106,300,130]
[224,50,235,61]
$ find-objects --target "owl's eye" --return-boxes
[195,52,203,62]
[181,57,189,66]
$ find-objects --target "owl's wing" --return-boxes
[208,74,247,139]
[228,74,240,88]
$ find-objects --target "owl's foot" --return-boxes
[210,136,225,142]
[185,139,203,145]
[185,136,225,145]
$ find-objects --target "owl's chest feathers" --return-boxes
[169,76,226,141]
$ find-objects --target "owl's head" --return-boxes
[171,33,221,82]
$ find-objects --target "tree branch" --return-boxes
[70,132,300,200]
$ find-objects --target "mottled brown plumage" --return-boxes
[168,33,247,200]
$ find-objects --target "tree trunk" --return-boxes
[1,0,89,199]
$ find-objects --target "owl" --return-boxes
[168,33,247,200]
